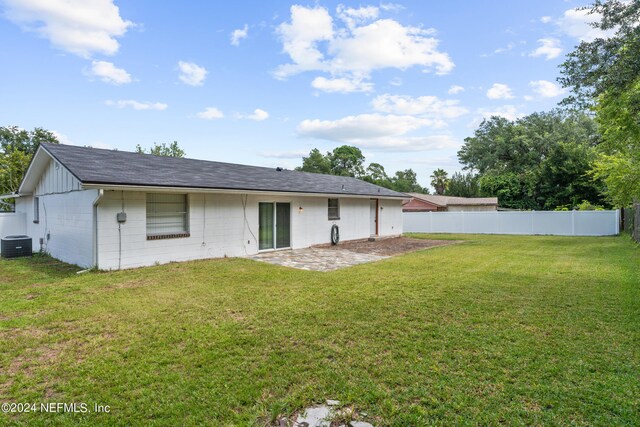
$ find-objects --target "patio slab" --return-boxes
[247,247,388,272]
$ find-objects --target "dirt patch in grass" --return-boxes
[325,236,460,256]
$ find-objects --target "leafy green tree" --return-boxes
[430,168,449,195]
[458,110,604,209]
[591,78,640,206]
[536,141,604,210]
[0,126,60,210]
[136,141,185,158]
[363,162,392,188]
[391,169,425,193]
[559,1,640,207]
[446,172,480,197]
[559,1,640,109]
[1,126,59,156]
[479,172,537,210]
[296,148,332,174]
[329,145,365,177]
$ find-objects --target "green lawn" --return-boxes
[1,234,638,426]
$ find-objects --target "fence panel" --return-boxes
[0,212,27,239]
[403,210,619,236]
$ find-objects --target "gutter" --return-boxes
[92,189,104,269]
[80,183,407,200]
[0,193,21,211]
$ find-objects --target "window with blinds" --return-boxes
[328,198,340,220]
[146,193,189,238]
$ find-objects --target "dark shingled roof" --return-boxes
[41,143,406,198]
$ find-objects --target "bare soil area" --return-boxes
[325,236,460,256]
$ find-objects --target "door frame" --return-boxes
[258,201,292,252]
[370,198,379,236]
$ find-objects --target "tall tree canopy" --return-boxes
[430,169,449,195]
[559,0,640,108]
[445,172,480,198]
[458,110,606,210]
[296,145,426,193]
[559,0,640,206]
[0,126,59,205]
[136,141,186,158]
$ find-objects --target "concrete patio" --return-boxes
[246,247,389,272]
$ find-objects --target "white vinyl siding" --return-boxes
[146,193,189,237]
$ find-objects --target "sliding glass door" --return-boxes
[259,202,290,250]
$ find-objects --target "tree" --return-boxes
[1,126,59,156]
[363,162,391,188]
[390,169,425,193]
[329,145,365,177]
[430,168,449,195]
[446,172,480,197]
[559,1,640,206]
[296,148,332,174]
[458,110,605,210]
[136,141,185,158]
[559,1,640,109]
[0,126,60,211]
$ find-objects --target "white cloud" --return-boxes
[529,38,562,60]
[558,8,616,42]
[329,19,453,75]
[51,130,73,145]
[486,83,514,100]
[197,107,224,120]
[336,4,379,29]
[296,113,458,151]
[88,60,131,84]
[477,105,522,121]
[371,94,468,121]
[380,3,404,12]
[540,16,552,24]
[178,61,208,86]
[240,108,270,121]
[448,85,464,95]
[3,0,133,58]
[311,76,373,93]
[389,77,403,86]
[274,5,334,78]
[105,100,167,111]
[230,24,248,46]
[529,80,565,98]
[494,41,515,54]
[274,5,454,90]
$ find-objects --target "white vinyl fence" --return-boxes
[0,212,27,239]
[403,210,619,236]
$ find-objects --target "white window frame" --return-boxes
[146,193,190,239]
[328,198,340,220]
[33,197,39,224]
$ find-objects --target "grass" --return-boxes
[0,234,638,426]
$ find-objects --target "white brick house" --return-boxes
[10,144,405,269]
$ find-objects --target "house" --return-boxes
[402,193,498,212]
[9,143,405,269]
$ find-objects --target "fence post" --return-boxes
[571,210,576,236]
[429,211,432,233]
[531,211,535,235]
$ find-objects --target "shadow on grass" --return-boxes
[0,253,80,282]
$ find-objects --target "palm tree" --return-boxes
[430,168,449,195]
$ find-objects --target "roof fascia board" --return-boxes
[17,147,51,194]
[81,183,406,200]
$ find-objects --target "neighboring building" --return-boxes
[11,143,405,270]
[402,193,498,212]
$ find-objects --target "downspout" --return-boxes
[92,189,104,269]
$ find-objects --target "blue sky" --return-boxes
[0,0,608,189]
